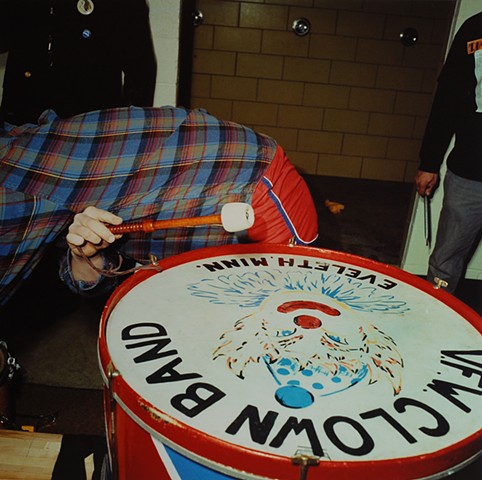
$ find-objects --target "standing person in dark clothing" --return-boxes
[415,11,482,295]
[0,0,157,125]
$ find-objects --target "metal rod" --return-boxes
[423,195,432,248]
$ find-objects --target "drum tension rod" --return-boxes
[292,454,320,480]
[107,363,120,480]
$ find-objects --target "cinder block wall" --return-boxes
[190,0,455,182]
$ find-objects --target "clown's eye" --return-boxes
[326,333,348,345]
[275,329,296,337]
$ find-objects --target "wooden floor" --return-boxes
[0,430,93,480]
[0,430,94,480]
[0,430,62,480]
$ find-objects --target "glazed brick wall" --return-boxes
[190,0,455,182]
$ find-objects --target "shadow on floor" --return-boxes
[304,174,415,265]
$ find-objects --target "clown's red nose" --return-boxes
[278,300,340,329]
[294,315,322,329]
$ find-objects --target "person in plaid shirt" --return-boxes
[0,105,318,305]
[0,105,317,430]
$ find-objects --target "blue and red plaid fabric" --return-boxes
[0,106,277,303]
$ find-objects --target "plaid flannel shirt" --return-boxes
[0,106,277,304]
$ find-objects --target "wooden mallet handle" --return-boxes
[108,202,254,234]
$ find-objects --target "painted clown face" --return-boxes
[190,270,405,409]
[213,291,403,408]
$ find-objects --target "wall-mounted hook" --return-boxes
[400,27,418,46]
[193,9,203,27]
[292,18,311,37]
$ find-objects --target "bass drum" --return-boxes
[98,244,482,479]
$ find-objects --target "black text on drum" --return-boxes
[226,349,482,458]
[200,256,398,290]
[120,323,481,459]
[122,322,226,418]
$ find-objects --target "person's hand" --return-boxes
[67,206,123,259]
[415,170,439,197]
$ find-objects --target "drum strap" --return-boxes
[72,247,162,278]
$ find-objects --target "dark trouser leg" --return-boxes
[51,435,108,480]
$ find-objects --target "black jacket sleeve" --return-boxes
[419,15,478,173]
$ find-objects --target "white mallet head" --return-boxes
[221,202,255,232]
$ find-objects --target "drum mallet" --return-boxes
[107,202,255,234]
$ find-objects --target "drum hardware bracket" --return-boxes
[149,253,160,267]
[292,454,320,480]
[433,277,449,290]
[0,341,21,386]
